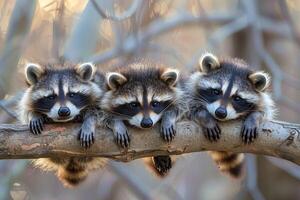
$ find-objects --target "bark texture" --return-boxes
[0,120,299,165]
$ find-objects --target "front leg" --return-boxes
[241,111,263,144]
[193,109,221,142]
[160,108,177,142]
[29,113,45,135]
[78,114,96,148]
[108,119,130,148]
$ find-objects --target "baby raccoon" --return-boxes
[19,62,107,187]
[101,61,185,175]
[186,53,275,177]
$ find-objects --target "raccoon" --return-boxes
[186,53,275,177]
[101,61,185,176]
[19,62,107,187]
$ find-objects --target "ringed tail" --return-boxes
[209,151,245,178]
[57,158,88,188]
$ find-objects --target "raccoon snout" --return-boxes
[140,117,153,128]
[215,107,227,119]
[58,107,71,117]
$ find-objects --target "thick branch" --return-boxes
[0,120,299,165]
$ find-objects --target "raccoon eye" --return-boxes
[68,92,77,98]
[129,102,139,108]
[47,94,56,100]
[233,95,243,101]
[211,89,221,95]
[151,101,160,108]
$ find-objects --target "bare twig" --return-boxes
[91,0,141,21]
[278,0,300,47]
[266,157,300,179]
[110,161,182,200]
[0,0,36,97]
[245,155,266,200]
[88,12,238,63]
[63,0,105,61]
[0,102,17,119]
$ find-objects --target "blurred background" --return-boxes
[0,0,299,199]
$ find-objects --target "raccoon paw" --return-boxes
[29,117,44,135]
[153,156,172,176]
[78,128,94,149]
[160,123,176,142]
[241,122,258,144]
[203,123,221,142]
[114,129,130,148]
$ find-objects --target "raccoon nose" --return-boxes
[58,107,71,117]
[215,107,227,119]
[141,117,153,128]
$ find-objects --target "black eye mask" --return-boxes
[231,96,255,113]
[150,100,172,114]
[33,95,57,113]
[198,87,222,103]
[113,102,141,117]
[67,92,92,108]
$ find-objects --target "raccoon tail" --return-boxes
[143,156,173,177]
[57,158,89,188]
[209,151,245,178]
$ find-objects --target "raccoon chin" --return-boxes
[52,116,76,122]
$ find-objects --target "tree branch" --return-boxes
[0,120,299,165]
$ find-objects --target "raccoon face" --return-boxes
[103,66,179,128]
[194,53,270,121]
[25,62,100,122]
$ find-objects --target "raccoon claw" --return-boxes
[241,124,258,144]
[160,124,176,142]
[115,131,130,148]
[78,129,94,149]
[153,156,172,176]
[29,118,44,135]
[203,124,221,142]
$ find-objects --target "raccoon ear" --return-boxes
[160,68,179,87]
[198,53,220,73]
[106,72,127,90]
[25,63,45,85]
[248,71,271,92]
[75,62,96,81]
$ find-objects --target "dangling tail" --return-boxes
[57,158,88,188]
[33,157,106,188]
[143,156,173,177]
[209,151,245,178]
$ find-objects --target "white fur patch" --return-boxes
[225,104,240,120]
[206,101,220,118]
[149,112,162,125]
[69,85,91,95]
[112,96,137,106]
[238,91,259,103]
[53,86,59,96]
[221,81,229,94]
[206,101,240,121]
[230,85,238,96]
[18,89,32,123]
[128,112,162,128]
[152,94,174,102]
[48,102,80,122]
[199,79,220,89]
[128,113,143,127]
[260,92,276,120]
[31,89,54,101]
[91,82,103,98]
